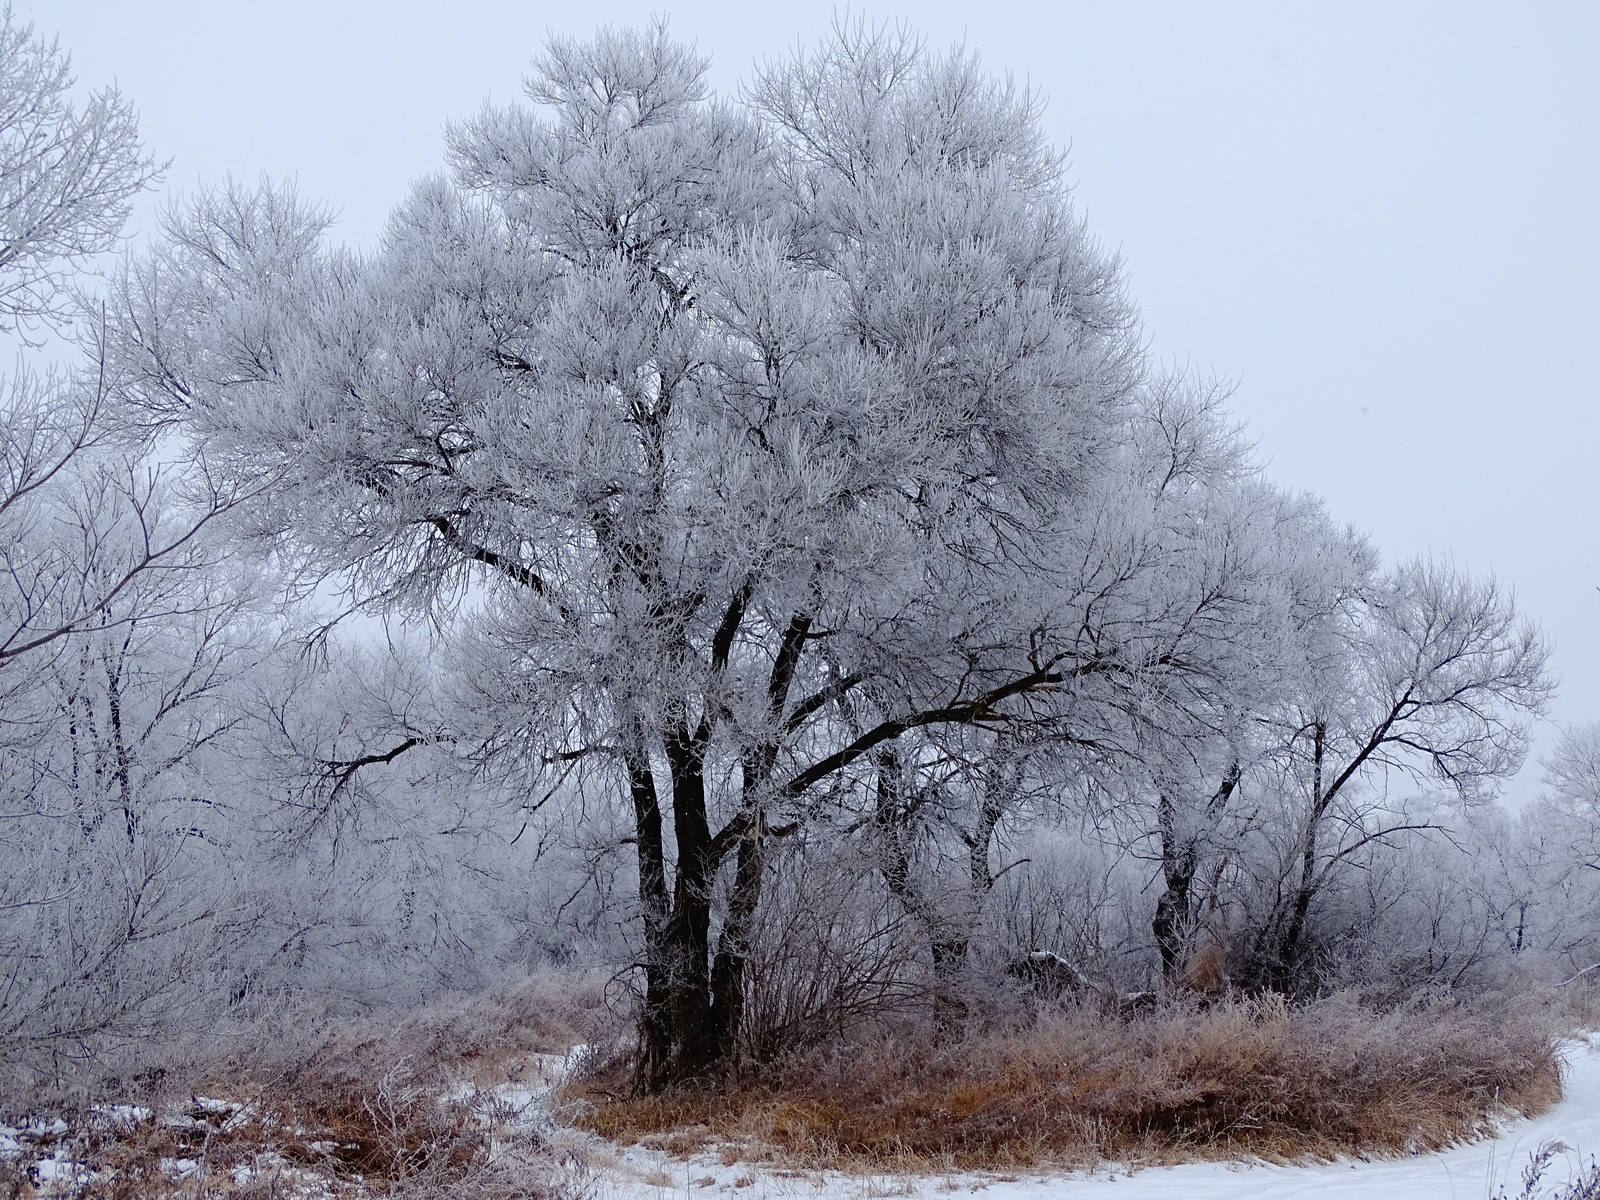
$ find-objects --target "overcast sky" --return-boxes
[33,1,1599,803]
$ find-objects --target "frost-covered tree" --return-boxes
[0,569,275,1065]
[0,3,231,678]
[1541,722,1600,832]
[1136,488,1365,982]
[1490,723,1600,976]
[838,380,1358,991]
[0,3,159,335]
[102,21,1199,1085]
[1044,422,1550,992]
[1235,560,1551,989]
[0,7,283,1071]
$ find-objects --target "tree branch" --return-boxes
[318,737,423,807]
[778,659,1089,802]
[426,513,572,623]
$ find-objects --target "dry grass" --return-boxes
[1548,971,1600,1031]
[0,971,610,1198]
[569,992,1562,1172]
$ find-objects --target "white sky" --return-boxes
[33,1,1600,803]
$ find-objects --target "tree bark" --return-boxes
[654,719,719,1087]
[1151,798,1193,981]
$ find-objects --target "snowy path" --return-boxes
[595,1035,1600,1200]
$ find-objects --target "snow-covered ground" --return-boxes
[5,1040,1594,1198]
[590,1035,1600,1200]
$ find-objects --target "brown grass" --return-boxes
[0,971,611,1198]
[569,992,1563,1172]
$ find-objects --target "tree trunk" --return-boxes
[624,708,724,1089]
[872,749,967,1021]
[1152,793,1192,981]
[624,738,675,1089]
[622,605,1075,1088]
[708,831,764,1064]
[1271,724,1325,992]
[875,750,1015,1031]
[630,610,811,1090]
[929,937,970,1030]
[1152,765,1238,985]
[1273,844,1319,992]
[651,721,720,1087]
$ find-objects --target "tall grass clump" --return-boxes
[571,991,1561,1171]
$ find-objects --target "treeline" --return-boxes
[2,13,1596,1094]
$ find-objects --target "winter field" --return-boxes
[5,1030,1596,1199]
[5,9,1600,1200]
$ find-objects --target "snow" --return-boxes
[594,1036,1600,1200]
[88,1104,150,1128]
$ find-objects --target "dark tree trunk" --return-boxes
[625,735,675,1088]
[709,831,764,1064]
[1151,839,1193,981]
[623,602,1083,1090]
[1152,765,1238,985]
[631,611,811,1090]
[1270,724,1325,993]
[651,721,720,1087]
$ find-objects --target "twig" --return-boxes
[1556,962,1600,988]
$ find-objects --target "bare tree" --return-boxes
[0,5,246,682]
[0,553,280,1067]
[1248,560,1551,990]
